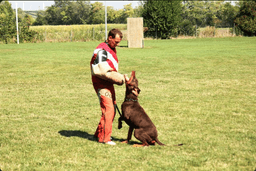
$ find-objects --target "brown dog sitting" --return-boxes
[118,71,165,147]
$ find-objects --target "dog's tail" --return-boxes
[155,138,183,146]
[155,138,165,146]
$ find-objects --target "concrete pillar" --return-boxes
[127,18,144,48]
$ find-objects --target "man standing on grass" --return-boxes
[90,29,125,145]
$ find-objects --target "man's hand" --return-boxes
[124,74,129,82]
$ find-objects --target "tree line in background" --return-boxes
[1,0,256,43]
[34,0,143,25]
[0,0,38,43]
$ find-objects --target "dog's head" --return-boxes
[124,71,140,96]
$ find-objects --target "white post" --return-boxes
[196,25,197,37]
[23,2,24,11]
[16,3,19,44]
[105,1,107,41]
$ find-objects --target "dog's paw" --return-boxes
[121,140,128,144]
[132,144,144,147]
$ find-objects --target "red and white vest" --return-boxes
[90,42,119,89]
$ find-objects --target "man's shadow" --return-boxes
[58,130,98,141]
[58,130,125,142]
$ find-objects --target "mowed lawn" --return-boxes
[0,37,255,170]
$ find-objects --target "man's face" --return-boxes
[108,34,122,49]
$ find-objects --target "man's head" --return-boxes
[107,29,123,49]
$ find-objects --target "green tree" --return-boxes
[58,0,91,24]
[182,1,220,27]
[44,6,62,25]
[112,9,124,23]
[179,1,199,36]
[215,2,237,27]
[120,3,134,23]
[0,0,16,44]
[133,4,144,18]
[24,14,34,26]
[234,0,256,36]
[19,12,37,43]
[142,0,182,39]
[107,6,117,23]
[90,2,104,24]
[107,3,142,24]
[179,1,238,36]
[34,0,91,25]
[0,1,37,43]
[54,0,70,8]
[33,10,48,25]
[74,0,91,24]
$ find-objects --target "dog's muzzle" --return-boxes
[132,87,140,96]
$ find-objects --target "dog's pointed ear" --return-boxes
[127,71,135,84]
[131,71,135,78]
[128,71,135,81]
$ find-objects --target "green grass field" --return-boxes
[1,37,256,170]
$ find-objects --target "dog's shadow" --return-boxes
[58,130,127,143]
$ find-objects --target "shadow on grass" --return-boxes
[58,130,97,141]
[118,45,128,48]
[58,130,126,143]
[58,130,180,146]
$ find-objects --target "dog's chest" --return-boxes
[121,102,152,127]
[122,102,142,116]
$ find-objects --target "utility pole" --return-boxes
[16,3,19,44]
[105,1,107,41]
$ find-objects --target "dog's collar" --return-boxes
[125,98,138,102]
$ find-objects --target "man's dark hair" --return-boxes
[108,29,123,39]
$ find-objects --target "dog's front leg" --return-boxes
[127,126,134,141]
[118,117,123,129]
[122,126,134,143]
